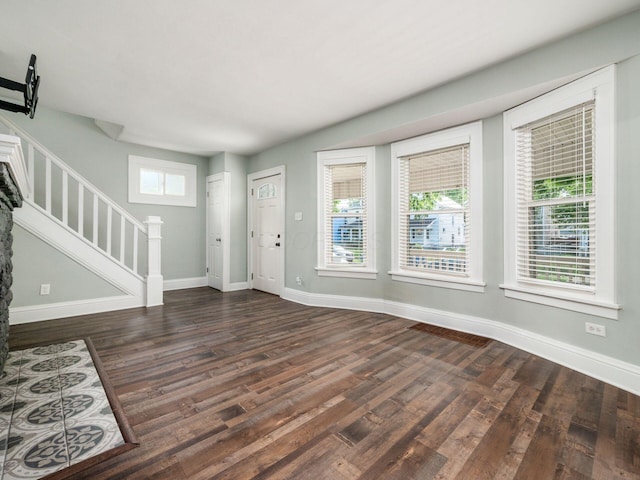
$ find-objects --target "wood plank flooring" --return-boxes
[8,288,640,479]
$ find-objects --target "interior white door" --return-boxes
[207,175,226,291]
[251,174,282,295]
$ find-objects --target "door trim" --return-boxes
[247,166,286,295]
[206,172,231,291]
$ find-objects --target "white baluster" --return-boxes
[27,144,34,200]
[78,184,84,237]
[106,205,113,255]
[120,216,126,263]
[62,171,68,225]
[133,227,138,273]
[92,194,99,246]
[45,157,51,213]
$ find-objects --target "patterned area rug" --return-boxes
[0,339,137,479]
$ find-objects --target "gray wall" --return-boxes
[209,152,225,175]
[5,10,639,370]
[224,153,248,284]
[248,11,640,366]
[208,152,248,284]
[9,107,209,307]
[12,225,123,307]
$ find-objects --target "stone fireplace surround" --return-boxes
[0,134,29,374]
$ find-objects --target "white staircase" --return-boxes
[0,114,163,320]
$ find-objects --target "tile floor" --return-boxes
[0,340,125,479]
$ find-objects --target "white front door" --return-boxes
[207,173,229,291]
[251,173,282,295]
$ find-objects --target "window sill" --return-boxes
[389,271,485,293]
[500,284,620,320]
[315,267,377,279]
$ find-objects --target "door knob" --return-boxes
[275,242,280,247]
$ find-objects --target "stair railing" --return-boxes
[0,114,162,305]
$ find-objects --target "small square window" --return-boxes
[129,156,197,207]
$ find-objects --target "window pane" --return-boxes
[524,202,592,286]
[140,169,163,195]
[530,105,594,201]
[408,145,466,193]
[258,183,276,199]
[165,173,186,196]
[129,155,197,207]
[517,102,595,289]
[533,175,593,201]
[332,164,363,201]
[400,143,469,275]
[330,215,363,264]
[409,189,467,212]
[327,163,366,266]
[331,164,364,213]
[530,105,593,194]
[404,213,466,273]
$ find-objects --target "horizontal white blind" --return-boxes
[408,146,467,193]
[399,144,470,275]
[325,163,367,266]
[515,101,595,289]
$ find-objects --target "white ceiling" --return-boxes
[1,0,639,157]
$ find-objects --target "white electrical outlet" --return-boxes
[39,284,50,295]
[585,322,606,337]
[295,276,303,286]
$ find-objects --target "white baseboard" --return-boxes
[163,276,208,291]
[9,295,144,325]
[163,278,247,292]
[282,287,640,396]
[226,282,249,292]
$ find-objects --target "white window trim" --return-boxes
[390,121,484,292]
[501,65,619,319]
[128,155,197,207]
[316,147,377,279]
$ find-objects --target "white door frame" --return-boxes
[206,172,231,291]
[247,165,286,295]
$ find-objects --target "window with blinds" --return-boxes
[391,122,483,291]
[316,147,376,278]
[398,144,470,275]
[515,101,595,289]
[502,65,617,318]
[324,163,367,266]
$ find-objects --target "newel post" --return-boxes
[144,216,163,306]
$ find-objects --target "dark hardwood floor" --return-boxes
[8,288,640,479]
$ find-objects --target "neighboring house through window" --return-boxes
[390,121,484,292]
[502,66,618,319]
[316,147,376,279]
